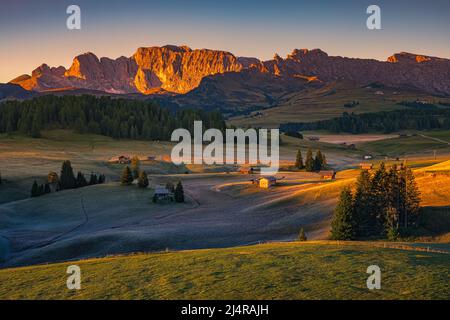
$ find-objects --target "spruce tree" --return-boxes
[138,171,149,188]
[60,160,76,190]
[314,150,324,171]
[76,172,88,187]
[89,173,98,185]
[174,181,184,203]
[295,150,304,169]
[331,187,355,240]
[121,166,133,185]
[353,170,373,237]
[298,227,307,241]
[44,183,51,194]
[401,166,421,229]
[369,162,389,235]
[305,149,315,172]
[31,180,39,197]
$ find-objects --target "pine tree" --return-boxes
[174,181,184,203]
[331,187,356,240]
[353,170,373,237]
[89,173,98,185]
[60,160,76,190]
[368,162,389,235]
[305,149,315,172]
[131,156,140,179]
[76,172,88,187]
[121,166,133,185]
[295,149,304,169]
[314,150,324,171]
[401,166,421,230]
[138,171,149,188]
[0,172,2,185]
[298,227,307,241]
[31,180,39,197]
[44,183,51,194]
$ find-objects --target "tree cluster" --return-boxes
[30,160,105,197]
[0,95,226,140]
[331,163,421,240]
[296,149,327,171]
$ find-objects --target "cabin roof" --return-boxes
[260,176,277,181]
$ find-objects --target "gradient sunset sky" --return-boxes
[1,0,450,83]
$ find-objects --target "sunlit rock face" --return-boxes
[11,45,244,94]
[9,45,450,96]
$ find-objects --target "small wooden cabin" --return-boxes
[318,170,336,180]
[360,163,374,170]
[258,176,277,188]
[153,186,174,203]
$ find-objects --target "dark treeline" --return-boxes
[280,107,450,134]
[0,95,226,140]
[331,163,421,241]
[31,160,105,197]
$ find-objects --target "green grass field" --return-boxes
[0,242,448,300]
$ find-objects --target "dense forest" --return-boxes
[0,95,226,140]
[280,106,450,134]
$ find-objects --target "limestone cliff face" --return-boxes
[11,45,243,94]
[132,45,243,93]
[9,45,450,96]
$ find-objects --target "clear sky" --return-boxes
[1,0,450,82]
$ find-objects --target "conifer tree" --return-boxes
[121,166,133,185]
[31,180,39,197]
[76,172,88,187]
[89,173,98,185]
[60,160,76,190]
[298,227,307,241]
[368,162,389,234]
[353,170,373,237]
[331,187,355,240]
[314,150,324,171]
[295,149,304,169]
[138,171,149,188]
[44,183,51,194]
[305,149,315,172]
[174,181,185,203]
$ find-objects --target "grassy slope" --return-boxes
[357,133,450,158]
[0,242,448,300]
[228,82,447,128]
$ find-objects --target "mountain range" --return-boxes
[4,45,450,110]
